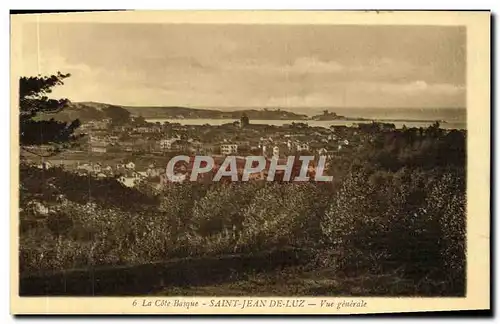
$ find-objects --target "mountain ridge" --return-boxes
[52,101,310,121]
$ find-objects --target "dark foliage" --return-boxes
[19,72,83,147]
[103,106,131,125]
[19,165,159,211]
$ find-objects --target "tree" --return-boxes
[132,115,146,126]
[234,182,328,252]
[103,106,131,125]
[19,72,82,156]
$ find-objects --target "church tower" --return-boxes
[240,113,250,128]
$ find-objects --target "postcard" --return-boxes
[10,10,490,315]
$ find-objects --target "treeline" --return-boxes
[19,164,159,211]
[358,123,466,171]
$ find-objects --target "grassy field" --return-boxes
[20,248,309,296]
[19,248,460,297]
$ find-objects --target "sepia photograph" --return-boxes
[10,11,490,314]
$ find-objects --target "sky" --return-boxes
[19,23,466,109]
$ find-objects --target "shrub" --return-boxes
[319,166,465,293]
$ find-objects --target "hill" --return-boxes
[122,105,309,120]
[41,102,125,122]
[46,102,309,122]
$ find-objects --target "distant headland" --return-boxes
[48,102,449,124]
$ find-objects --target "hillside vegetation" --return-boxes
[47,101,309,121]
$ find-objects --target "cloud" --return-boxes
[17,23,465,108]
[363,81,465,96]
[288,57,344,74]
[256,80,465,108]
[19,46,465,108]
[217,56,432,86]
[20,53,92,78]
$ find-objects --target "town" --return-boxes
[23,113,404,189]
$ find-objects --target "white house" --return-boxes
[118,176,137,187]
[159,136,181,150]
[296,143,310,152]
[77,163,92,172]
[90,139,107,153]
[125,162,136,170]
[169,174,186,183]
[318,148,328,156]
[135,126,150,133]
[89,135,108,144]
[107,135,119,143]
[159,139,172,150]
[220,144,238,155]
[37,161,53,169]
[27,201,50,216]
[272,146,280,158]
[93,163,102,173]
[147,167,162,178]
[91,146,107,153]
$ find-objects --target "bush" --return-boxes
[319,167,466,294]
